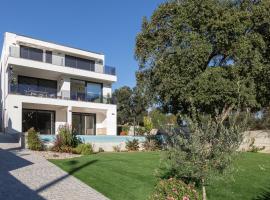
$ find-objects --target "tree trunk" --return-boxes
[202,179,207,200]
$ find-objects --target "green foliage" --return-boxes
[149,110,177,130]
[122,125,130,133]
[143,116,153,133]
[51,125,81,153]
[160,111,248,186]
[149,178,199,200]
[112,145,121,152]
[27,128,43,151]
[135,126,146,136]
[98,147,105,152]
[135,0,270,117]
[249,108,270,130]
[112,86,147,125]
[247,137,265,153]
[125,139,140,151]
[143,135,162,151]
[74,143,94,155]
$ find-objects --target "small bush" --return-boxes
[74,143,93,155]
[125,139,140,151]
[113,145,121,152]
[135,126,146,136]
[98,147,105,152]
[247,137,265,153]
[27,128,43,151]
[143,136,162,151]
[149,178,199,200]
[51,125,81,153]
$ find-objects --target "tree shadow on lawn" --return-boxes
[253,187,270,200]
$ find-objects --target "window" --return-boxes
[22,109,55,134]
[86,82,102,103]
[65,55,95,71]
[20,45,43,61]
[17,76,57,97]
[70,79,102,103]
[45,51,52,63]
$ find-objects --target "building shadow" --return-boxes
[0,148,45,200]
[36,159,98,193]
[253,187,270,200]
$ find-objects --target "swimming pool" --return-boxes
[40,135,146,143]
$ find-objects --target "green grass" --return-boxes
[207,152,270,200]
[49,152,160,200]
[50,152,270,200]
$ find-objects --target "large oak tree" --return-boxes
[135,0,270,121]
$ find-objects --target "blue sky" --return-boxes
[0,0,164,90]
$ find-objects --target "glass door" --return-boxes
[82,115,95,135]
[72,113,96,135]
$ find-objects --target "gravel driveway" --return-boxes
[0,134,109,200]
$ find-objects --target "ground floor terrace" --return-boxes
[3,94,117,136]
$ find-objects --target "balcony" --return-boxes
[9,85,114,104]
[8,46,116,76]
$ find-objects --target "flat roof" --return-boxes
[7,32,104,56]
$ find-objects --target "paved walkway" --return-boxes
[0,133,109,200]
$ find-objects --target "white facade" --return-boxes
[0,32,117,135]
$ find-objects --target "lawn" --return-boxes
[50,152,270,200]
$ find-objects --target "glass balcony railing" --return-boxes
[9,85,115,104]
[105,65,116,76]
[9,46,116,76]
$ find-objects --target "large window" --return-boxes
[20,45,43,61]
[22,109,55,134]
[70,79,102,103]
[65,55,95,71]
[72,113,96,135]
[18,76,57,97]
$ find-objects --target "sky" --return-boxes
[0,0,164,90]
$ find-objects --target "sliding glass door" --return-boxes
[72,113,96,135]
[22,109,55,134]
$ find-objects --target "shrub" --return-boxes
[125,139,140,151]
[98,147,105,152]
[27,128,43,151]
[149,178,199,200]
[143,136,162,151]
[51,125,81,153]
[247,137,265,153]
[74,143,93,155]
[135,126,146,136]
[113,145,121,152]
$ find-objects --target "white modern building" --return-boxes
[0,32,117,136]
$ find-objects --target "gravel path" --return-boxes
[0,134,109,200]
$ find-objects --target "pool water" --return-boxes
[40,135,146,143]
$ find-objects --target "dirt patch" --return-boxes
[32,150,81,159]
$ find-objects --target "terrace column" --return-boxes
[67,106,72,127]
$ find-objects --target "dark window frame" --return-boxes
[65,55,95,72]
[70,78,103,103]
[18,75,57,96]
[22,108,55,135]
[20,45,43,62]
[72,112,96,135]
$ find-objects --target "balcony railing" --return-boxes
[9,85,115,104]
[9,46,116,76]
[105,65,116,76]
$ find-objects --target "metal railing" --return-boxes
[9,46,116,76]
